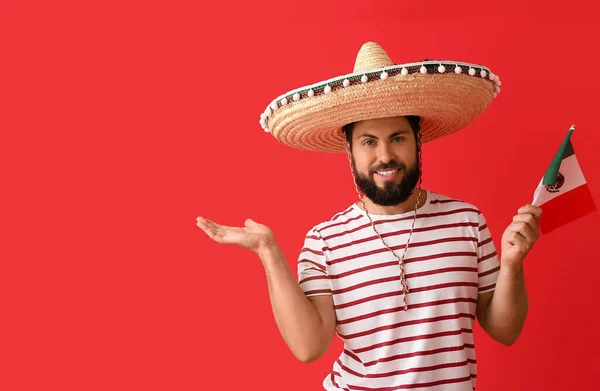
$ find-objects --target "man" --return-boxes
[197,42,541,390]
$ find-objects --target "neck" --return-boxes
[357,188,427,215]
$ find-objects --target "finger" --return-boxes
[196,217,211,231]
[507,231,529,248]
[517,204,543,223]
[512,214,539,234]
[197,223,234,244]
[204,219,240,237]
[196,217,230,240]
[510,221,533,235]
[196,218,217,235]
[197,220,219,240]
[201,218,226,230]
[509,221,534,242]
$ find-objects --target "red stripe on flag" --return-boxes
[540,184,596,234]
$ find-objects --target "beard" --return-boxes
[353,157,421,206]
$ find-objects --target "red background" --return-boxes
[2,0,599,390]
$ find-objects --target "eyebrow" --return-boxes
[357,130,410,140]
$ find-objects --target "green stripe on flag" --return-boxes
[543,127,575,185]
[562,140,575,159]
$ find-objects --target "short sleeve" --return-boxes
[297,228,331,297]
[477,212,501,293]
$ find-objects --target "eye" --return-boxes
[392,136,406,142]
[363,140,375,146]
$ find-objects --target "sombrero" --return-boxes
[259,42,501,153]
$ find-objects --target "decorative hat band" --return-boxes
[259,60,502,132]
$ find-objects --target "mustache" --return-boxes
[369,161,406,174]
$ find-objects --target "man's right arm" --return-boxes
[196,216,336,363]
[259,242,336,363]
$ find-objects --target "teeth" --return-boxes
[377,170,397,176]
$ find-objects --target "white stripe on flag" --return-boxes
[533,154,586,206]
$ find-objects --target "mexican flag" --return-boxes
[532,125,596,234]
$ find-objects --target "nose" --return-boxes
[376,141,395,164]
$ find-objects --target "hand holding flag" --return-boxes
[500,204,542,270]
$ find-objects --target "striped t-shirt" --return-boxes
[297,191,500,391]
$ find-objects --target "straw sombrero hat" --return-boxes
[259,42,502,153]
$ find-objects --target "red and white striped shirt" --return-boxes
[297,191,500,390]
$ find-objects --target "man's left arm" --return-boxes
[476,204,542,346]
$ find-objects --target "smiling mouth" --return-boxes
[373,168,400,181]
[374,168,399,176]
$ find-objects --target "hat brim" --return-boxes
[264,66,496,153]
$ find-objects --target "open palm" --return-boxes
[196,216,276,256]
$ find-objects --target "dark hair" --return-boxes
[343,116,421,149]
